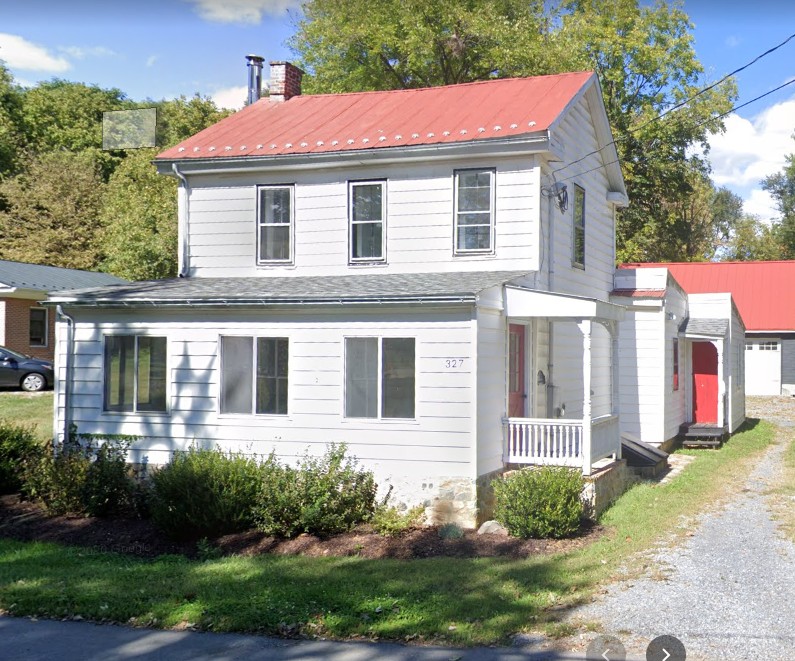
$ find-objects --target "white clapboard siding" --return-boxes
[186,157,540,278]
[663,286,689,442]
[476,308,507,476]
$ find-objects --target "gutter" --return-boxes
[55,305,75,448]
[171,163,190,278]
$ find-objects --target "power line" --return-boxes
[551,30,795,179]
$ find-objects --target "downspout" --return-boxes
[546,183,556,417]
[56,305,74,448]
[172,163,190,278]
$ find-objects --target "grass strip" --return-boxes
[0,419,775,646]
[0,392,53,441]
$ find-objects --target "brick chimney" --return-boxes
[269,61,304,103]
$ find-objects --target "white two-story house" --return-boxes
[48,62,629,526]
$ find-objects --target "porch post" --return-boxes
[611,322,621,459]
[579,320,592,475]
[715,339,725,429]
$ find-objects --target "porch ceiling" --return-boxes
[504,286,625,322]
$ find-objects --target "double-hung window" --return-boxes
[220,336,288,415]
[454,169,494,253]
[257,185,293,264]
[104,336,167,412]
[672,338,679,391]
[572,184,586,268]
[349,181,385,262]
[29,307,47,347]
[345,337,415,419]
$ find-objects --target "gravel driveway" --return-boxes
[563,398,795,661]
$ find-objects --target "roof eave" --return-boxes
[154,133,551,176]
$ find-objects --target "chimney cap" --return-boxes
[246,54,265,65]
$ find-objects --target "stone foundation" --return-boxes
[581,459,631,519]
[376,474,478,528]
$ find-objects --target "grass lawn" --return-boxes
[770,424,795,542]
[0,391,53,441]
[0,419,775,645]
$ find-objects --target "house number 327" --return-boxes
[444,359,465,368]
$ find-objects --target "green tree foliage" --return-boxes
[155,94,231,148]
[722,216,782,261]
[763,149,795,258]
[0,63,25,179]
[100,149,178,280]
[0,150,105,269]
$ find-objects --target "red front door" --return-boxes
[508,324,526,417]
[692,341,718,424]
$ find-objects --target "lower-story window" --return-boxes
[104,335,167,412]
[220,336,288,415]
[345,337,415,419]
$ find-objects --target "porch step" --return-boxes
[679,423,727,448]
[621,434,668,478]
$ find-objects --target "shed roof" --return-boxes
[156,72,594,162]
[0,260,126,294]
[679,317,728,337]
[621,261,795,332]
[47,271,528,306]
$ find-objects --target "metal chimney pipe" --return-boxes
[246,54,264,104]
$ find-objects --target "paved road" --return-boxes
[567,424,795,661]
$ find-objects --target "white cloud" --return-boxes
[146,55,158,68]
[211,85,248,110]
[58,45,116,60]
[184,0,301,24]
[0,33,70,72]
[743,188,778,223]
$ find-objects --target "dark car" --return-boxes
[0,347,53,392]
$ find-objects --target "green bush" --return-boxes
[22,435,137,517]
[371,505,426,536]
[0,420,42,494]
[150,447,264,540]
[492,467,584,539]
[255,445,377,538]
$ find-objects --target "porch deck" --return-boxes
[679,422,727,448]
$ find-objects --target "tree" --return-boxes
[154,95,231,148]
[0,151,105,269]
[763,147,795,258]
[0,63,25,178]
[722,216,782,261]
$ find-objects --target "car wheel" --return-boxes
[21,373,46,392]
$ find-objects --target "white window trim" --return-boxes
[256,184,295,265]
[453,168,496,255]
[218,335,290,417]
[572,184,586,269]
[348,180,387,264]
[29,306,48,348]
[343,336,416,420]
[102,334,169,415]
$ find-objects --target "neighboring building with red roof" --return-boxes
[49,60,633,525]
[623,261,795,396]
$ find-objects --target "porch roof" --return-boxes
[46,271,530,307]
[679,317,728,338]
[504,286,625,322]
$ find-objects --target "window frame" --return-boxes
[572,184,586,269]
[29,307,48,347]
[344,336,416,420]
[219,335,289,416]
[453,168,496,255]
[256,184,294,265]
[103,334,169,414]
[672,338,679,391]
[759,340,779,351]
[348,179,387,264]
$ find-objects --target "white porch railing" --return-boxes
[503,414,620,473]
[503,417,583,467]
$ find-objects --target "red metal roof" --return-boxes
[610,288,666,298]
[157,72,594,161]
[621,261,795,331]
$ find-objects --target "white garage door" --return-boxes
[745,340,781,395]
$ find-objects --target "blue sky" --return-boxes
[1,0,794,221]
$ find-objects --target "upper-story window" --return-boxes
[572,184,585,268]
[349,181,385,263]
[454,169,495,254]
[258,185,293,264]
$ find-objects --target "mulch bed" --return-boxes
[0,494,605,561]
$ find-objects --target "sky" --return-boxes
[1,0,794,222]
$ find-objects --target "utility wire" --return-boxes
[550,30,795,178]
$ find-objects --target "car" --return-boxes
[0,347,54,392]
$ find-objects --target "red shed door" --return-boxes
[692,342,718,424]
[508,324,526,418]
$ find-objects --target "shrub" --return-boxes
[438,522,464,540]
[150,447,264,540]
[371,505,426,537]
[255,445,377,538]
[82,437,134,517]
[0,420,42,494]
[492,467,584,539]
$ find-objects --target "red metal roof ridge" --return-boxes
[621,260,795,267]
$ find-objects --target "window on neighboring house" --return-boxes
[572,184,585,268]
[257,185,293,263]
[220,336,288,415]
[454,169,494,253]
[29,307,47,347]
[345,337,415,419]
[104,336,167,412]
[349,181,385,262]
[672,338,679,391]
